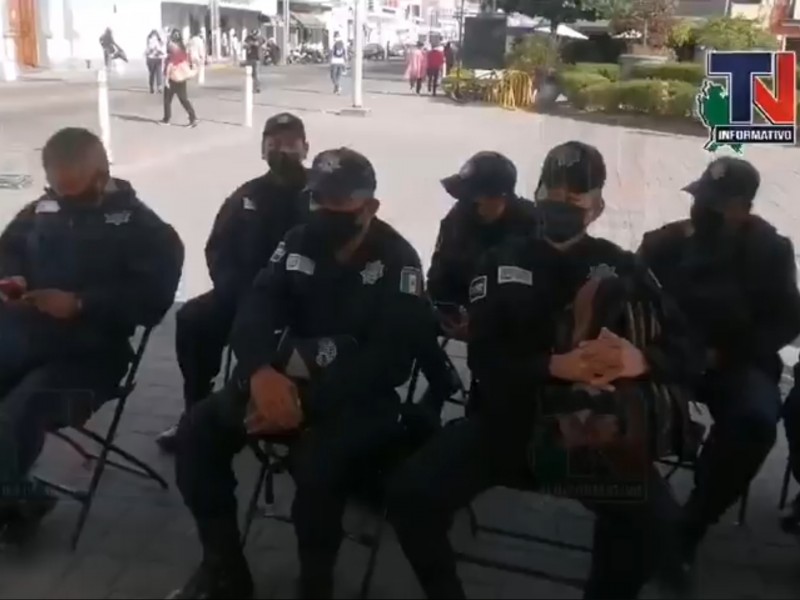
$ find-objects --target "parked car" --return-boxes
[363,43,386,60]
[388,44,405,58]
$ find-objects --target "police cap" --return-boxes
[441,151,517,200]
[262,112,306,140]
[682,157,760,204]
[305,147,377,202]
[535,141,606,198]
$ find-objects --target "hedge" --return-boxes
[562,71,611,105]
[572,79,698,117]
[629,62,705,86]
[567,63,620,81]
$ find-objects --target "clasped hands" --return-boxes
[245,366,304,435]
[549,328,648,391]
[0,277,82,319]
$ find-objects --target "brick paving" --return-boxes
[1,62,799,599]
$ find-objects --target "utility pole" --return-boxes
[209,0,222,60]
[282,0,291,65]
[353,0,365,108]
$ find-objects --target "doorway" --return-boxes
[7,0,39,67]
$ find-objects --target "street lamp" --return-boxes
[282,0,290,65]
[209,0,222,60]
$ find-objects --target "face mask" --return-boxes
[267,150,305,183]
[48,177,104,205]
[305,209,363,254]
[690,202,725,239]
[537,200,587,244]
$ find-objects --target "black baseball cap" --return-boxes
[441,151,517,200]
[263,112,306,139]
[535,141,607,198]
[682,157,760,203]
[305,147,377,202]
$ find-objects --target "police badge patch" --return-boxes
[469,275,488,303]
[399,267,422,295]
[35,200,59,214]
[316,338,338,368]
[242,197,257,211]
[104,211,132,226]
[361,261,385,285]
[498,265,533,286]
[270,241,287,263]
[286,253,316,276]
[588,263,617,280]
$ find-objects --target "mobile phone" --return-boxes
[0,279,23,300]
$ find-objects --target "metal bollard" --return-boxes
[97,68,113,163]
[198,60,206,86]
[244,65,253,128]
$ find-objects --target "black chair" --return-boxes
[34,327,168,549]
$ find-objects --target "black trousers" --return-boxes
[686,366,780,528]
[163,80,197,124]
[175,291,235,411]
[784,363,800,489]
[146,58,163,92]
[426,68,440,95]
[175,386,407,577]
[386,417,683,600]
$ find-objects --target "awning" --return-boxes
[291,12,326,30]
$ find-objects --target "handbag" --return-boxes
[527,273,693,502]
[169,60,196,83]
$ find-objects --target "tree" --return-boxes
[589,0,677,48]
[496,0,597,35]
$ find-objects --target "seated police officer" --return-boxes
[387,141,701,599]
[638,157,800,569]
[171,148,430,599]
[0,127,183,541]
[157,113,309,452]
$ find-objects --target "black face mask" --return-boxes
[690,202,725,239]
[305,209,363,255]
[47,178,104,205]
[537,200,587,244]
[267,150,305,184]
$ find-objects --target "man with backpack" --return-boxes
[330,32,347,94]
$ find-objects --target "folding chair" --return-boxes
[34,326,168,549]
[779,458,794,510]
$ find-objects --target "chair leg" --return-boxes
[241,460,269,547]
[779,459,793,510]
[405,362,423,404]
[358,510,387,600]
[75,427,168,489]
[737,485,750,526]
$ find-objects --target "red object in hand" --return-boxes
[0,278,24,300]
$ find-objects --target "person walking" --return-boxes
[329,32,347,94]
[145,30,165,94]
[443,41,454,75]
[243,29,264,93]
[99,27,128,70]
[404,41,426,95]
[426,43,445,95]
[162,34,198,127]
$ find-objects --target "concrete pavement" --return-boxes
[1,60,800,599]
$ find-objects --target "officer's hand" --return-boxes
[549,348,614,391]
[0,276,27,302]
[22,289,81,319]
[247,366,303,434]
[580,328,649,386]
[441,312,468,341]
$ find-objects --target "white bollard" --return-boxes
[244,65,253,128]
[198,60,206,86]
[97,68,113,163]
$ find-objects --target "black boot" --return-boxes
[167,518,254,599]
[156,423,180,454]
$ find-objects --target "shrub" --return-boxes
[630,61,705,85]
[562,71,611,108]
[506,36,560,73]
[573,78,697,117]
[568,62,621,81]
[696,16,779,51]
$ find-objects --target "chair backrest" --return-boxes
[118,326,154,396]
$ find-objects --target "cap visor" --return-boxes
[681,180,703,195]
[441,175,466,200]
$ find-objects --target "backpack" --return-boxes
[527,272,695,502]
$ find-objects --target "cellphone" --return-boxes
[0,279,23,300]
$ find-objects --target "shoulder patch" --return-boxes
[35,200,59,214]
[286,253,315,276]
[270,241,286,263]
[399,266,423,295]
[469,275,488,303]
[104,210,132,226]
[497,265,533,286]
[242,197,257,211]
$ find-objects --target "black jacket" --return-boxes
[638,216,800,378]
[205,172,308,306]
[427,196,538,306]
[231,219,429,422]
[244,34,263,62]
[468,234,703,445]
[0,178,183,340]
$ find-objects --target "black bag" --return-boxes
[527,273,693,502]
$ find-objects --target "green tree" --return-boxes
[497,0,597,36]
[696,16,779,51]
[589,0,677,48]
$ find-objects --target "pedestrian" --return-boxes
[99,27,128,70]
[426,43,445,95]
[443,41,454,75]
[162,34,198,127]
[243,28,264,93]
[404,41,426,95]
[189,31,206,70]
[145,29,165,94]
[330,31,347,94]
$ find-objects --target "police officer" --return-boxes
[170,148,430,599]
[638,157,800,568]
[418,151,538,413]
[157,113,309,452]
[0,127,183,540]
[387,141,700,599]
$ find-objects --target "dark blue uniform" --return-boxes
[0,178,182,490]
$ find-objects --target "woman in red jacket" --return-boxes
[426,44,445,96]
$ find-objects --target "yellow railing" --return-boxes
[443,70,534,110]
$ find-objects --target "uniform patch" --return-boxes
[587,263,617,280]
[104,211,131,226]
[469,276,488,303]
[35,200,59,214]
[399,267,423,296]
[315,338,338,367]
[316,153,341,173]
[242,197,257,211]
[498,265,533,286]
[286,253,315,276]
[360,260,385,285]
[270,241,286,263]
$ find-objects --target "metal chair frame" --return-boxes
[33,327,168,549]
